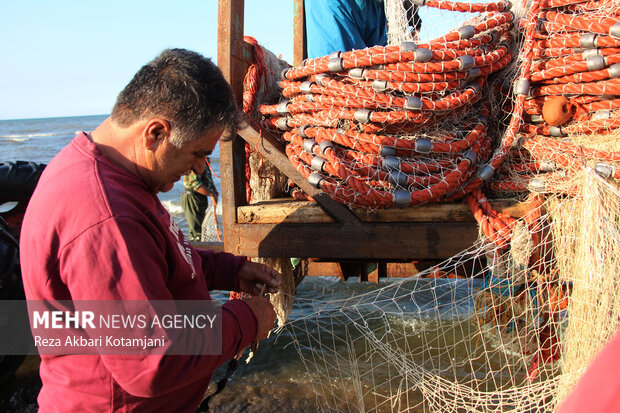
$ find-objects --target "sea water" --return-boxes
[0,114,221,235]
[0,115,486,412]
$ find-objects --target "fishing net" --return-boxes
[201,204,223,243]
[276,169,620,412]
[239,0,620,410]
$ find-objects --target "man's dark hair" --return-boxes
[111,48,240,147]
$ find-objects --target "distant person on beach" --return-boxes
[181,159,218,242]
[20,48,280,412]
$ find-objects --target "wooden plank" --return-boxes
[237,120,361,225]
[217,0,251,103]
[190,242,226,252]
[217,0,249,253]
[293,0,305,67]
[239,198,334,223]
[307,261,344,278]
[228,221,479,260]
[238,197,530,224]
[386,262,424,277]
[304,260,430,278]
[367,264,380,283]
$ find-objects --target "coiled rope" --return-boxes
[488,0,620,200]
[258,1,514,215]
[245,0,620,250]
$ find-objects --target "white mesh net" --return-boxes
[201,204,222,243]
[277,169,620,412]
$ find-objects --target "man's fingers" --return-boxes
[254,264,281,289]
[243,296,276,341]
[255,282,277,296]
[265,267,282,288]
[241,262,282,294]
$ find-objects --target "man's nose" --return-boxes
[191,157,207,175]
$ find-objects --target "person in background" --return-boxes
[305,0,421,59]
[181,158,218,242]
[20,48,280,412]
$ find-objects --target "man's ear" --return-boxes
[143,119,171,150]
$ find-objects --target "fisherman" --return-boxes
[181,158,219,242]
[20,48,281,412]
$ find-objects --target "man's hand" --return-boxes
[237,261,282,296]
[243,296,277,340]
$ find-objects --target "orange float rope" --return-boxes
[245,0,620,250]
[490,0,620,200]
[258,1,513,211]
[242,36,268,204]
[478,1,619,377]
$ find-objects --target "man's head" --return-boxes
[111,48,239,147]
[106,49,240,193]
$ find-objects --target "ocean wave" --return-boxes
[0,131,72,139]
[160,198,223,217]
[8,137,31,142]
[161,200,184,215]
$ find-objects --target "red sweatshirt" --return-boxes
[557,328,620,413]
[20,132,257,412]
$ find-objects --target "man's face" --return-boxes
[151,126,223,193]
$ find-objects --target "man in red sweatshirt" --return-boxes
[20,48,281,412]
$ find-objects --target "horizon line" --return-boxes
[0,114,110,122]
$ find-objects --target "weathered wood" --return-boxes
[217,0,249,253]
[305,260,424,279]
[217,0,252,102]
[239,198,333,223]
[238,197,530,224]
[386,261,425,277]
[237,121,361,225]
[191,242,226,252]
[293,0,306,66]
[227,221,478,260]
[306,261,344,278]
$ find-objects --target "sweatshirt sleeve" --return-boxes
[57,216,257,398]
[196,249,247,292]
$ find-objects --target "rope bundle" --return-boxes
[489,0,620,198]
[258,0,515,209]
[247,0,620,248]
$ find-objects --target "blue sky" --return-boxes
[0,1,470,121]
[0,1,294,120]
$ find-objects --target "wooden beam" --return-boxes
[237,120,361,225]
[227,221,478,260]
[217,0,251,102]
[191,242,225,252]
[293,0,306,66]
[217,0,250,253]
[238,197,530,224]
[306,260,344,279]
